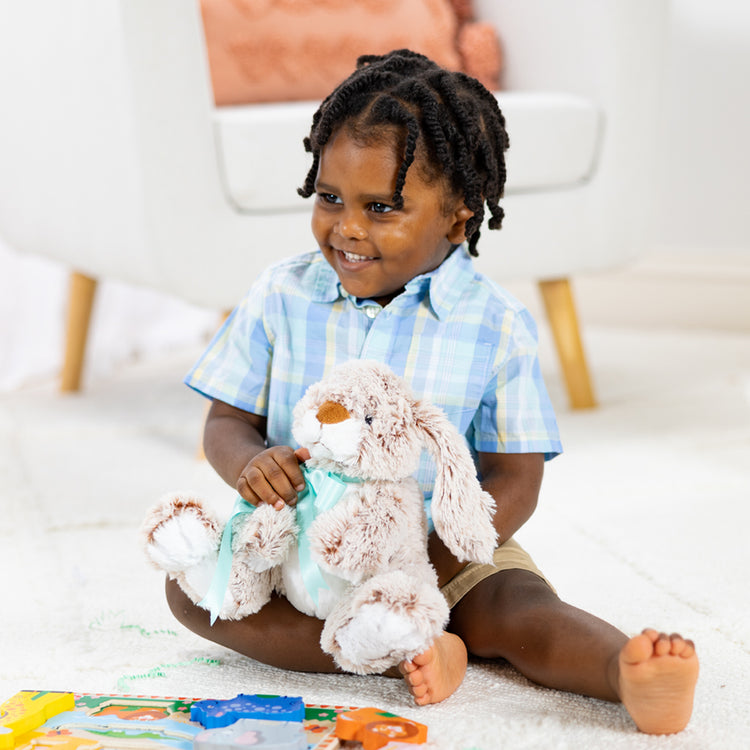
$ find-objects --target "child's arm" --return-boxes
[203,399,308,510]
[477,451,544,544]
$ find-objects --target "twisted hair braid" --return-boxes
[298,49,509,256]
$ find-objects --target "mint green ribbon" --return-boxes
[200,466,360,625]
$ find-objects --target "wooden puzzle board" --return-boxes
[1,691,357,750]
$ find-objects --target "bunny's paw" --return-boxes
[232,502,297,572]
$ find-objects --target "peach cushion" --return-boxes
[200,0,461,106]
[457,22,503,88]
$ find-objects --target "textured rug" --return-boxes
[2,326,749,749]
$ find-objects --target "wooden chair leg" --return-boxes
[538,278,597,409]
[61,271,98,392]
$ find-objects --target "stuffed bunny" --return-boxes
[142,360,497,674]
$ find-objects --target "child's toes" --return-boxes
[399,658,417,676]
[641,628,660,644]
[413,691,431,706]
[680,638,696,659]
[403,666,425,689]
[654,632,674,656]
[668,634,696,658]
[621,631,654,665]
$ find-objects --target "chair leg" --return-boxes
[61,271,98,392]
[538,278,597,409]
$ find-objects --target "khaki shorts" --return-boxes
[439,538,554,609]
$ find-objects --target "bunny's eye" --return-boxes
[364,415,374,426]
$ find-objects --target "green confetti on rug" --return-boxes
[116,657,222,692]
[88,610,179,638]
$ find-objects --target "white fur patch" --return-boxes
[182,558,222,606]
[316,419,362,462]
[281,545,350,619]
[294,410,322,448]
[296,408,363,464]
[335,602,427,663]
[146,511,217,573]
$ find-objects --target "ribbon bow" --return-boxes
[200,465,360,624]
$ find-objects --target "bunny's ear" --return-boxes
[415,402,498,564]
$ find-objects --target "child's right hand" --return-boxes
[236,446,310,511]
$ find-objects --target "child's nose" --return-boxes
[336,211,367,240]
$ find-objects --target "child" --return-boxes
[169,50,698,734]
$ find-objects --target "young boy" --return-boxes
[169,50,698,734]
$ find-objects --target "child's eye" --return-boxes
[318,192,342,205]
[369,202,393,214]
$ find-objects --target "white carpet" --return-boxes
[1,324,749,749]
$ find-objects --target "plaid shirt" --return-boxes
[186,247,561,505]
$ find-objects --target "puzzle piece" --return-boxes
[194,718,307,750]
[190,695,305,728]
[0,691,75,749]
[335,707,428,750]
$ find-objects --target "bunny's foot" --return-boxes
[322,571,449,675]
[141,494,222,604]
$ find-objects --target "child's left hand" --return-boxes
[236,445,311,511]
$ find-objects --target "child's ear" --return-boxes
[446,205,474,244]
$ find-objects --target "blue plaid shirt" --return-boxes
[186,247,561,506]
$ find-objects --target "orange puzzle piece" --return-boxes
[335,707,428,750]
[0,691,75,749]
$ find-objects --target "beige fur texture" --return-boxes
[142,360,497,674]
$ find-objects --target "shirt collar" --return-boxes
[308,245,476,320]
[404,245,474,320]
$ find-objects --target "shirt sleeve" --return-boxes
[471,307,562,460]
[184,274,275,416]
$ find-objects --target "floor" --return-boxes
[1,320,749,749]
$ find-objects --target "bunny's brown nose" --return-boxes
[316,400,350,425]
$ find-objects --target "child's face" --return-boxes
[311,128,470,307]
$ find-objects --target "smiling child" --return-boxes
[170,50,698,734]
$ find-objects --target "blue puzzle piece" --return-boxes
[190,695,305,728]
[194,719,307,750]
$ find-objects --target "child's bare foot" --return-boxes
[399,632,467,705]
[618,628,699,734]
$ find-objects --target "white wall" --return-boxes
[654,0,750,254]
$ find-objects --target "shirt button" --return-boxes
[364,306,380,318]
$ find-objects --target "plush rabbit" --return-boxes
[142,360,497,674]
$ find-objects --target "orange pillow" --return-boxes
[200,0,462,106]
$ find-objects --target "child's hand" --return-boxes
[236,446,310,511]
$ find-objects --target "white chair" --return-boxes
[0,0,667,407]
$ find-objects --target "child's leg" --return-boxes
[404,568,698,734]
[165,577,341,672]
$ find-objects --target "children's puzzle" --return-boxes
[0,691,362,750]
[334,708,428,750]
[191,695,306,728]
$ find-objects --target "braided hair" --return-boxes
[298,49,509,256]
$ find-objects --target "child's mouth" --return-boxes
[340,250,376,263]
